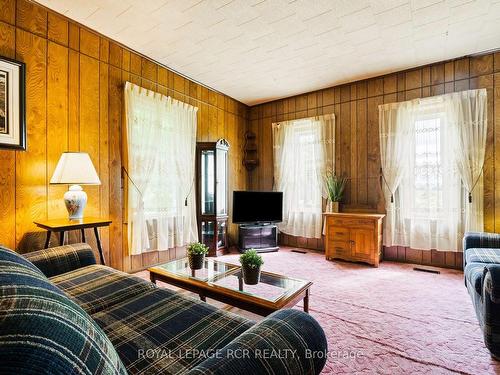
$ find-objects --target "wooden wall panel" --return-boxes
[99,61,110,265]
[16,0,46,37]
[1,0,249,272]
[47,12,67,46]
[108,65,122,271]
[47,41,68,228]
[15,29,47,252]
[248,52,500,269]
[79,55,100,219]
[0,20,16,249]
[68,50,79,149]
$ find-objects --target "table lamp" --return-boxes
[50,152,101,220]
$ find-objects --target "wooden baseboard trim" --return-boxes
[383,246,463,270]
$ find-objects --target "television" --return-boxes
[232,191,283,224]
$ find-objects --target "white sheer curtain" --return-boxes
[273,114,335,239]
[399,102,463,251]
[379,101,416,246]
[380,89,487,252]
[125,82,198,255]
[445,88,487,232]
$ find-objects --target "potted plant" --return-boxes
[325,172,347,213]
[187,242,209,270]
[239,249,264,285]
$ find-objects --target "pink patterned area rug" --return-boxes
[137,247,500,374]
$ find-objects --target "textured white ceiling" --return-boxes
[36,0,500,105]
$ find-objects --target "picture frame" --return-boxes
[0,56,26,150]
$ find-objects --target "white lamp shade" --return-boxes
[50,152,101,185]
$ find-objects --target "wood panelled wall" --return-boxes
[248,52,500,269]
[0,0,248,272]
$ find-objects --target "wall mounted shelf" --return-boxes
[243,131,259,171]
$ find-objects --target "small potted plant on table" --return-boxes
[325,172,347,213]
[239,249,264,285]
[187,242,209,270]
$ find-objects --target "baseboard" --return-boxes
[278,234,463,270]
[383,246,463,270]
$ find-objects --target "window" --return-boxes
[293,121,322,212]
[380,89,487,251]
[272,114,335,239]
[407,105,463,229]
[412,112,445,219]
[393,102,463,251]
[125,82,198,255]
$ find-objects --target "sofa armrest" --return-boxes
[463,232,500,268]
[187,309,327,375]
[23,243,96,278]
[463,232,500,251]
[479,264,500,357]
[484,264,500,304]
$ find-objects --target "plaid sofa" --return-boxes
[464,232,500,358]
[0,244,327,375]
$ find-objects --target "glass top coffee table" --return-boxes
[148,258,312,316]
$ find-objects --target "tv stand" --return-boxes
[238,224,279,253]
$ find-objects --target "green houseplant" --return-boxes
[239,249,264,285]
[187,242,209,270]
[325,172,347,213]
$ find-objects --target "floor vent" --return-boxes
[413,266,441,274]
[291,249,307,254]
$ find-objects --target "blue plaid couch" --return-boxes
[464,231,500,358]
[0,244,327,374]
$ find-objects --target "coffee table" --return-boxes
[148,258,312,316]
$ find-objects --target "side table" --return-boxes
[33,217,112,265]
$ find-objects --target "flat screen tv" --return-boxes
[232,191,283,224]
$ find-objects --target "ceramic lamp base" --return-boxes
[64,184,87,220]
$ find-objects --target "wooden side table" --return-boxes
[34,217,112,265]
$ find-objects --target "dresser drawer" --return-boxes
[327,226,349,241]
[329,218,373,228]
[328,240,351,256]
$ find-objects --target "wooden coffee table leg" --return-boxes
[304,289,309,313]
[199,294,206,302]
[150,273,157,284]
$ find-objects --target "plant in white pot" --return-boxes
[187,242,209,270]
[239,249,264,285]
[325,172,347,213]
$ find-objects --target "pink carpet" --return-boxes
[138,248,500,374]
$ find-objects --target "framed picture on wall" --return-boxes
[0,56,26,150]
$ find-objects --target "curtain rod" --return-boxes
[272,113,334,126]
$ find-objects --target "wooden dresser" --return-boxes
[324,212,385,267]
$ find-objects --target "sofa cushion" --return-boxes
[466,248,500,265]
[0,247,127,375]
[51,264,156,315]
[92,288,253,375]
[465,262,486,295]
